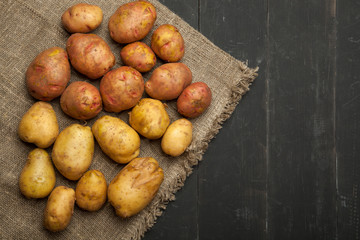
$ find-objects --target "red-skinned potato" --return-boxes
[61,3,103,33]
[151,24,185,62]
[120,42,156,72]
[108,0,156,44]
[145,63,192,100]
[26,47,70,101]
[100,66,144,113]
[60,81,102,120]
[177,82,212,118]
[66,33,115,79]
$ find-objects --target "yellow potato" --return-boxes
[92,115,140,164]
[161,118,192,157]
[19,148,56,199]
[108,157,164,218]
[18,101,59,148]
[62,3,103,33]
[52,124,94,180]
[129,98,170,139]
[44,186,75,232]
[75,170,107,211]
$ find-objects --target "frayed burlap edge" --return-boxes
[131,62,259,240]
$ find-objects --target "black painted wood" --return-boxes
[198,0,267,239]
[336,1,360,239]
[144,0,360,239]
[267,0,337,239]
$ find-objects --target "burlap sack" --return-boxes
[0,0,258,239]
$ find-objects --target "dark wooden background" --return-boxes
[144,0,360,239]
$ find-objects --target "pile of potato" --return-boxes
[18,0,212,232]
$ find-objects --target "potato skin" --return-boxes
[92,115,140,164]
[19,148,56,199]
[44,186,75,232]
[129,98,170,139]
[100,66,144,113]
[26,47,70,101]
[66,33,115,79]
[177,82,212,118]
[52,124,94,180]
[75,170,107,211]
[145,63,192,100]
[108,157,164,218]
[62,3,103,33]
[18,101,59,148]
[161,118,192,157]
[108,0,156,44]
[60,81,102,120]
[120,42,156,72]
[151,24,184,62]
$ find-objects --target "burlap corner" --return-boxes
[0,0,258,239]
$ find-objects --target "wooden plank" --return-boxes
[143,1,199,239]
[198,0,267,239]
[336,0,360,239]
[267,0,337,239]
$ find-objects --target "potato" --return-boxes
[108,0,156,44]
[151,24,185,62]
[120,42,156,72]
[75,170,107,211]
[60,81,102,120]
[92,115,140,164]
[66,33,115,79]
[108,157,164,218]
[26,47,70,101]
[161,118,192,157]
[44,186,75,232]
[62,3,103,33]
[145,63,192,100]
[52,124,94,180]
[100,66,144,113]
[19,148,56,199]
[18,101,59,148]
[129,98,170,139]
[177,82,212,118]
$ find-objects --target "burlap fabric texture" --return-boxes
[0,0,258,239]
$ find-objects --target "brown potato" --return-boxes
[18,101,59,148]
[92,115,140,164]
[129,98,170,139]
[62,3,103,33]
[108,0,156,44]
[75,170,107,211]
[60,81,102,120]
[145,63,192,100]
[120,42,156,72]
[19,148,56,199]
[108,157,164,218]
[151,24,184,62]
[44,186,75,232]
[66,33,115,79]
[52,124,94,180]
[177,82,212,118]
[100,66,144,113]
[161,118,193,157]
[26,47,70,101]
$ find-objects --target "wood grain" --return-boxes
[337,0,360,239]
